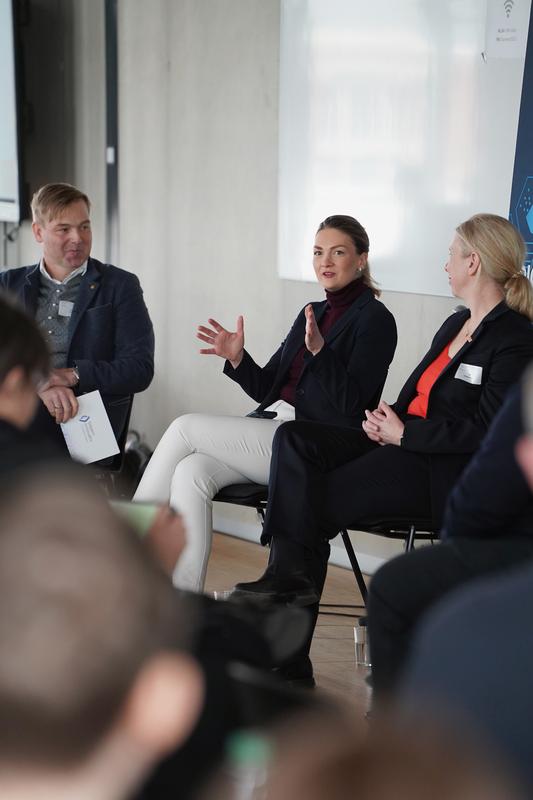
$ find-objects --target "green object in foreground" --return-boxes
[111,500,158,538]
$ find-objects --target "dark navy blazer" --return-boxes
[223,287,397,427]
[440,382,533,541]
[0,258,154,443]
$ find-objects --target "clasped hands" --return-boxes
[196,304,324,365]
[362,400,405,447]
[38,368,79,424]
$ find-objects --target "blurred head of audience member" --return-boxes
[0,470,203,800]
[263,712,524,800]
[516,362,533,488]
[0,292,50,430]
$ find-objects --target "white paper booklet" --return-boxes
[60,390,120,464]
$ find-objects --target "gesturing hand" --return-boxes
[362,400,404,446]
[304,304,324,356]
[197,316,245,369]
[38,386,79,424]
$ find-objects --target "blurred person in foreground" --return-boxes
[0,294,317,798]
[205,710,524,800]
[399,363,533,793]
[0,470,203,800]
[367,377,533,700]
[0,291,186,576]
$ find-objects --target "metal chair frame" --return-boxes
[214,483,436,609]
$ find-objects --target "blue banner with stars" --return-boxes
[510,4,533,278]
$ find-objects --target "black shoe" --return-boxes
[232,571,319,607]
[223,598,313,666]
[273,654,316,690]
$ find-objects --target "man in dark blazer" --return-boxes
[367,375,533,700]
[0,183,154,450]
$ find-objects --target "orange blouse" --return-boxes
[407,344,451,418]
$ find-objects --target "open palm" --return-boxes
[197,316,244,364]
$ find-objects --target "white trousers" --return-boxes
[133,402,294,591]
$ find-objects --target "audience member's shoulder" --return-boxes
[0,421,68,480]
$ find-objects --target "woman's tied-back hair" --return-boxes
[31,183,91,225]
[317,215,381,297]
[0,293,50,386]
[456,214,533,321]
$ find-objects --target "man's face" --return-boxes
[32,200,92,274]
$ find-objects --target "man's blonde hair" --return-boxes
[31,183,91,225]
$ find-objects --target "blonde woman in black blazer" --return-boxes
[233,213,533,685]
[135,215,397,591]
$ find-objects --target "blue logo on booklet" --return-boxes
[80,415,90,422]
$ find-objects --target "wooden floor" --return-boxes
[205,531,372,718]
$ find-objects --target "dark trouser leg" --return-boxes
[261,421,377,548]
[367,537,533,702]
[265,426,432,583]
[232,422,375,601]
[264,424,433,551]
[277,538,331,681]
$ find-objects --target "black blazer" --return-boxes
[0,258,154,442]
[393,302,533,525]
[441,383,533,541]
[223,287,397,427]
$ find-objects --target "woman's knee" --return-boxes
[272,420,317,457]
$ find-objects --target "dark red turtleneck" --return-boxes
[279,279,368,407]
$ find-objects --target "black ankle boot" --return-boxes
[232,570,319,606]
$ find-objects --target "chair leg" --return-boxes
[405,523,416,551]
[340,530,368,605]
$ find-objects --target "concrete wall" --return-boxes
[10,0,458,570]
[116,0,455,569]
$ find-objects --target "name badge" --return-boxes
[455,363,483,385]
[58,300,74,317]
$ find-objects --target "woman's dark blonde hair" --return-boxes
[456,214,533,320]
[317,215,381,297]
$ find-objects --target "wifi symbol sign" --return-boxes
[504,0,514,18]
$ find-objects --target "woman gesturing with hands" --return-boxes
[134,215,397,591]
[197,316,245,368]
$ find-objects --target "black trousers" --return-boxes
[262,420,433,553]
[260,421,435,675]
[367,536,533,699]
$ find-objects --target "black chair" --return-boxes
[93,394,134,497]
[213,483,436,607]
[339,517,436,605]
